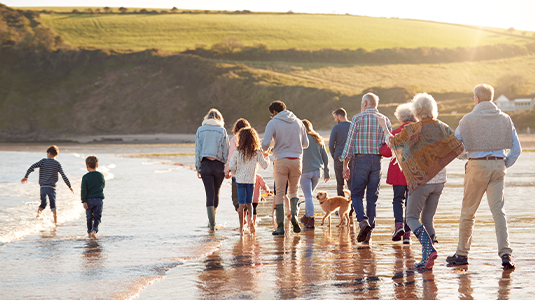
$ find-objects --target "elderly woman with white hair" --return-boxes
[379,103,416,244]
[377,93,464,270]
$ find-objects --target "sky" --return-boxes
[6,0,535,31]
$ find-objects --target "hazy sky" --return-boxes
[7,0,535,31]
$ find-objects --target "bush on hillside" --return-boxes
[184,41,535,65]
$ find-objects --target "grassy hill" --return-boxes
[35,11,534,52]
[1,4,534,141]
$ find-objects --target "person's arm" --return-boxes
[328,128,336,158]
[221,131,229,164]
[505,125,522,168]
[225,137,237,176]
[258,176,270,193]
[261,122,274,151]
[58,163,73,193]
[301,124,309,149]
[258,150,270,170]
[81,175,87,203]
[229,151,238,175]
[320,144,330,181]
[21,160,42,183]
[340,116,357,162]
[195,129,202,173]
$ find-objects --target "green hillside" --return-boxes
[36,12,533,52]
[1,4,534,141]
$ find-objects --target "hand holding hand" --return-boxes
[224,171,231,179]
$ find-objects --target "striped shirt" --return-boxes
[24,158,72,188]
[340,108,392,160]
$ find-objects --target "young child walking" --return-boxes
[21,145,73,224]
[229,127,270,236]
[81,156,105,239]
[251,174,270,225]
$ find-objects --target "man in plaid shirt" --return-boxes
[341,93,392,243]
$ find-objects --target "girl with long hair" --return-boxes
[229,127,270,236]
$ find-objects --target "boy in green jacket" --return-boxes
[81,156,105,239]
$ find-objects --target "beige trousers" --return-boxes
[456,159,512,257]
[273,158,302,205]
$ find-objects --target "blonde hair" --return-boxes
[302,119,324,145]
[474,84,494,102]
[394,103,417,123]
[203,108,224,125]
[411,93,438,120]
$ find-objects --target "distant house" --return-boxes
[494,94,535,113]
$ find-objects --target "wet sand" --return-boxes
[2,143,534,299]
[138,152,535,300]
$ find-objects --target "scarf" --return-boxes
[390,117,464,191]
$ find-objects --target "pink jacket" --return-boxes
[224,135,239,175]
[379,123,410,186]
[253,174,270,203]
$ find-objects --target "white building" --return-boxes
[494,95,535,113]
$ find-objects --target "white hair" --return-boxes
[394,103,417,123]
[362,93,379,107]
[411,93,438,120]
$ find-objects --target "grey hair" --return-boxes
[204,108,224,125]
[394,103,417,123]
[362,93,379,107]
[411,93,438,120]
[474,83,494,102]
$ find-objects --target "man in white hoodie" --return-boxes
[262,100,309,235]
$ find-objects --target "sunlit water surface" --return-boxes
[1,145,534,299]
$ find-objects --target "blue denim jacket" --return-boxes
[195,120,229,171]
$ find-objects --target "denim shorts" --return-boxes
[236,183,254,204]
[40,186,57,211]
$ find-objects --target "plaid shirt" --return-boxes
[340,108,392,160]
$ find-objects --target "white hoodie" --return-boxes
[261,110,309,160]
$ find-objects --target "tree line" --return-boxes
[185,37,535,65]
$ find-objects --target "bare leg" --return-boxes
[52,210,57,224]
[246,203,255,234]
[238,204,245,236]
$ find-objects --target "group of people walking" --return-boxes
[195,83,521,271]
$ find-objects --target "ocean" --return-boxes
[1,144,535,299]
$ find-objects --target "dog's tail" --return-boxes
[343,189,351,198]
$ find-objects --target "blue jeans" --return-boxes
[350,155,382,227]
[236,183,254,204]
[86,198,103,233]
[40,186,57,211]
[393,185,411,232]
[300,169,320,217]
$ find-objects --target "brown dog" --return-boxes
[316,191,351,227]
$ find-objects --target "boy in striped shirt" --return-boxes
[21,145,73,224]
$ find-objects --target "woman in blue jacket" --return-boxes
[195,108,229,231]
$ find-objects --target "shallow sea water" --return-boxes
[1,144,534,299]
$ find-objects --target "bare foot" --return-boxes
[36,209,42,219]
[249,224,256,234]
[88,233,92,239]
[91,230,98,240]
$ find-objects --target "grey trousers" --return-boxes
[405,183,444,237]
